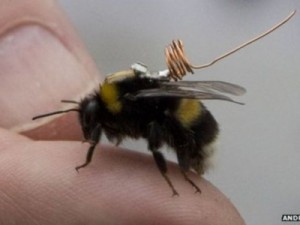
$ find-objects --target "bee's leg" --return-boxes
[147,121,179,196]
[75,143,97,171]
[76,125,101,171]
[152,151,179,196]
[165,117,201,193]
[175,138,201,194]
[181,171,201,193]
[177,152,201,193]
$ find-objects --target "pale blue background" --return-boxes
[58,1,300,224]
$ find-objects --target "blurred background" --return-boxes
[58,1,300,224]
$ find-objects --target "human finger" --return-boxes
[0,0,100,140]
[0,128,245,225]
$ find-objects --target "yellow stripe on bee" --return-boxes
[100,82,122,114]
[175,99,201,127]
[105,69,135,83]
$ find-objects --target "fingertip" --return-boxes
[69,146,246,224]
[0,127,30,151]
[0,0,100,134]
[0,137,245,224]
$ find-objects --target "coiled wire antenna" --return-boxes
[165,10,296,81]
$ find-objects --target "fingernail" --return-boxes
[0,25,98,131]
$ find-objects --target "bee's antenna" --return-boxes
[61,100,80,104]
[32,108,79,120]
[165,10,296,80]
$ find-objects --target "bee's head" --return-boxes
[78,94,102,140]
[32,93,103,141]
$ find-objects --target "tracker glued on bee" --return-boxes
[32,11,295,196]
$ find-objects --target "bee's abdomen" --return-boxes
[174,99,202,128]
[190,108,219,174]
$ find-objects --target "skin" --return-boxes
[0,0,246,224]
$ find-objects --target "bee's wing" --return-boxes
[162,80,246,96]
[131,80,246,105]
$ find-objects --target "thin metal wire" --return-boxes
[165,10,296,81]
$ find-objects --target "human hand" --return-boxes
[0,1,245,224]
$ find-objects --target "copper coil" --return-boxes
[165,40,195,81]
[164,11,296,81]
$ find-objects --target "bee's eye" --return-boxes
[83,100,99,126]
[83,113,91,126]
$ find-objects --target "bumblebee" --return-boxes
[33,63,245,196]
[32,10,296,195]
